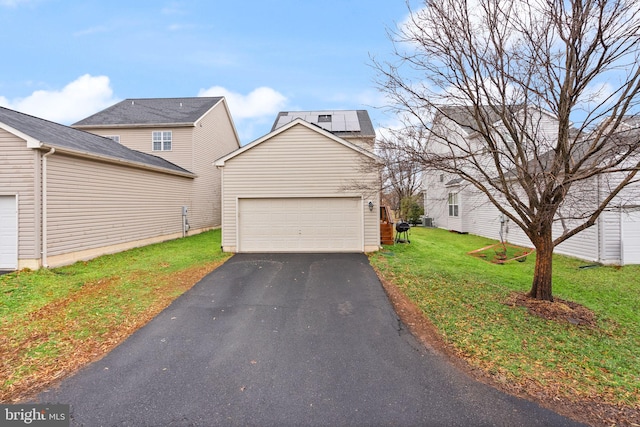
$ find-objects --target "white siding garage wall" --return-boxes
[0,195,18,269]
[238,197,362,252]
[217,121,380,253]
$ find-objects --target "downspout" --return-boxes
[41,147,55,268]
[620,205,624,266]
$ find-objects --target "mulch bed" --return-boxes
[504,291,598,327]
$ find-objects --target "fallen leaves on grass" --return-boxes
[0,261,225,403]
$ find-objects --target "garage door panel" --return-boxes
[623,210,640,264]
[0,196,18,269]
[238,198,362,252]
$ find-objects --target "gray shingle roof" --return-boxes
[0,107,194,176]
[271,110,376,138]
[73,97,223,127]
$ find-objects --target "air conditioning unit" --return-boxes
[423,217,434,227]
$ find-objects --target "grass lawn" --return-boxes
[0,229,231,402]
[370,227,639,425]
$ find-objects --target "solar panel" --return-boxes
[276,111,361,132]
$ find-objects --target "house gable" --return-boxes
[216,118,378,167]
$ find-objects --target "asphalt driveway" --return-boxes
[35,253,584,426]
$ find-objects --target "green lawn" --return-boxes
[2,226,638,421]
[0,230,231,402]
[369,227,640,412]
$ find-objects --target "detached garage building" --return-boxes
[215,111,381,253]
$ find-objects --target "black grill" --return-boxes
[395,222,410,232]
[395,221,411,243]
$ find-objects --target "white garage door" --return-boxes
[622,209,640,265]
[0,196,18,270]
[238,197,363,252]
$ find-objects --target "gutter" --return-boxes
[41,147,55,268]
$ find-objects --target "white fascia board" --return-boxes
[0,121,41,148]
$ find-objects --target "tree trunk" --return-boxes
[528,227,554,301]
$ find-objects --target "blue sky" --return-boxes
[0,0,416,144]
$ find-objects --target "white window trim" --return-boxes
[448,192,459,217]
[152,130,172,152]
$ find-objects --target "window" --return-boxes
[448,192,459,217]
[105,135,120,143]
[152,131,172,151]
[318,114,332,123]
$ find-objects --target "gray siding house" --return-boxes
[216,110,381,253]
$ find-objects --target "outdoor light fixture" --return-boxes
[368,201,374,211]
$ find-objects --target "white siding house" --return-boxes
[422,107,640,265]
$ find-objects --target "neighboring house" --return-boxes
[0,107,196,270]
[73,97,241,232]
[422,107,640,265]
[215,110,380,253]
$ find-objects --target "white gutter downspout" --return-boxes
[620,205,624,266]
[42,147,55,268]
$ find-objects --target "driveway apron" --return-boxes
[35,253,585,426]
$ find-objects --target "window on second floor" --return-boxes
[152,131,172,151]
[448,192,459,217]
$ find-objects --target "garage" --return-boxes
[0,195,17,270]
[622,208,640,265]
[238,197,363,252]
[215,113,381,254]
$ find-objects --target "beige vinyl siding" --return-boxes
[45,153,193,257]
[221,124,379,251]
[86,127,195,172]
[79,102,240,230]
[190,102,240,229]
[0,129,39,261]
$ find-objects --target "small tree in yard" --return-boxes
[375,0,640,300]
[401,195,425,224]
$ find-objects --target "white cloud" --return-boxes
[198,86,288,144]
[0,74,119,124]
[198,86,287,120]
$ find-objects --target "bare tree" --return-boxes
[375,0,640,300]
[378,129,424,213]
